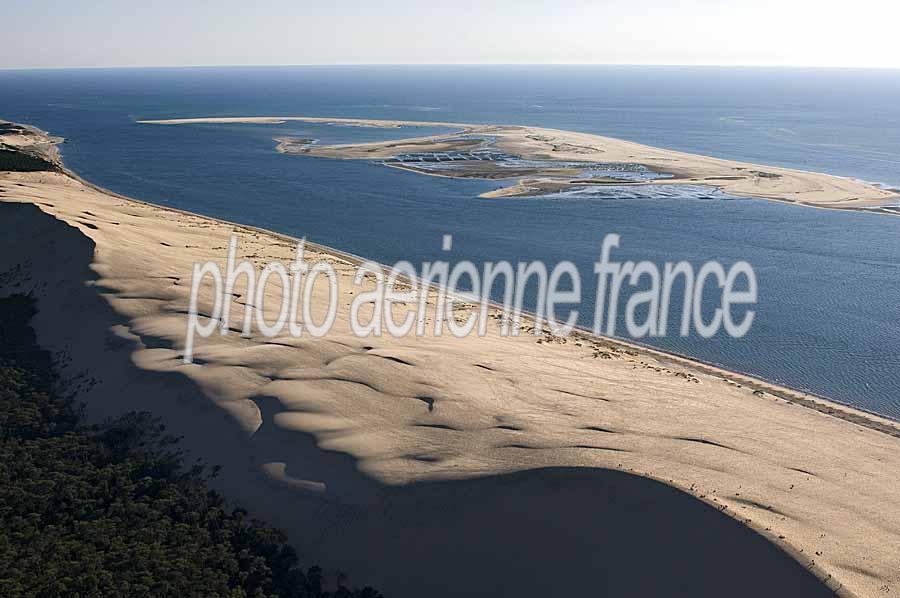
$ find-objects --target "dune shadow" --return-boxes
[314,467,834,597]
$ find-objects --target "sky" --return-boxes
[5,0,899,69]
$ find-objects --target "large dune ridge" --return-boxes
[2,123,900,596]
[139,116,900,211]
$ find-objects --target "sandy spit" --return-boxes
[140,116,899,210]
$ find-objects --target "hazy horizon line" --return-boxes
[3,62,900,72]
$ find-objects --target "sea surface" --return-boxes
[1,66,899,418]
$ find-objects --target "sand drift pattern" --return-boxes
[184,233,757,362]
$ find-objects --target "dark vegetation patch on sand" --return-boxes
[0,147,59,173]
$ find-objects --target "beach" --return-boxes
[3,123,900,597]
[140,116,900,211]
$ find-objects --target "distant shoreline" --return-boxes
[140,115,900,212]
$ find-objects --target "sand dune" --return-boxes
[2,125,900,596]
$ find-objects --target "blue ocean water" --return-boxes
[1,65,899,417]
